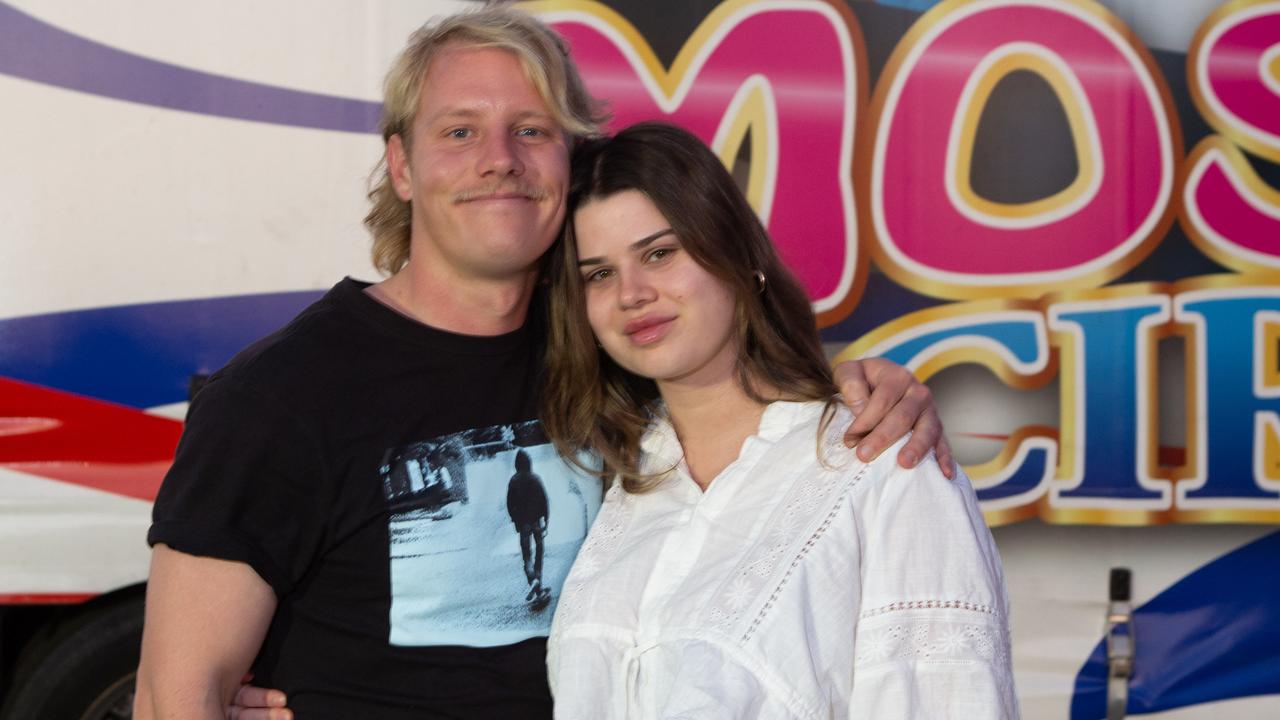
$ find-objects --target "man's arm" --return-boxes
[834,357,955,478]
[135,544,278,720]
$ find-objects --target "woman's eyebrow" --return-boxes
[577,228,675,267]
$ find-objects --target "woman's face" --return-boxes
[573,190,740,389]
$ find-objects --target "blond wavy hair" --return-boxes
[366,3,609,275]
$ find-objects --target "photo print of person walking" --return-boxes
[379,420,599,646]
[507,449,551,607]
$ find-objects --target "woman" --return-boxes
[542,123,1017,718]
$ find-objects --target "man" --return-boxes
[135,6,948,719]
[506,449,550,603]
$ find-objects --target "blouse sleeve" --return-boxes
[848,448,1020,719]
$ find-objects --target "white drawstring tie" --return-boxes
[619,638,660,718]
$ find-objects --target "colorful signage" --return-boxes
[531,0,1280,525]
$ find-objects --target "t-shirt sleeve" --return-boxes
[148,375,328,599]
[848,441,1020,718]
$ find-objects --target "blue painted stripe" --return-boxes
[874,0,941,12]
[0,292,323,409]
[0,2,380,133]
[1070,530,1280,717]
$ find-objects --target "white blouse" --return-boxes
[547,401,1018,719]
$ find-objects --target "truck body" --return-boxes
[2,0,1277,717]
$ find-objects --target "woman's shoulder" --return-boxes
[768,401,925,482]
[849,440,1006,610]
[848,440,985,540]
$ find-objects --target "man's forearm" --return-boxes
[134,673,231,720]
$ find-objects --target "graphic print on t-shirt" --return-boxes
[380,420,601,647]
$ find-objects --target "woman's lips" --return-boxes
[623,316,675,346]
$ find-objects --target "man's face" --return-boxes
[388,44,571,281]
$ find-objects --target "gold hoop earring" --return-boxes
[754,270,766,294]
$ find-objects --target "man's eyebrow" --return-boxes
[423,108,482,123]
[512,109,556,123]
[422,108,556,125]
[577,229,675,267]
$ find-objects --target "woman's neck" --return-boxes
[658,376,771,492]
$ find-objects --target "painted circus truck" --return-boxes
[1,0,1278,717]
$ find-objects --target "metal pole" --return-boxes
[1105,568,1134,720]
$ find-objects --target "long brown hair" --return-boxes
[542,122,838,492]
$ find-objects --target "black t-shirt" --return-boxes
[149,278,602,719]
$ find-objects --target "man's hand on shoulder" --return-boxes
[833,357,955,478]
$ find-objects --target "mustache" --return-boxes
[452,182,551,203]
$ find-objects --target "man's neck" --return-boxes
[369,260,538,336]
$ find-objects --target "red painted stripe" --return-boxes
[960,432,1012,441]
[0,592,97,605]
[1157,445,1187,466]
[0,377,182,501]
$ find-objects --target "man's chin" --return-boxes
[469,247,548,280]
[479,229,558,260]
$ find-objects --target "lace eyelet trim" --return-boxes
[702,423,870,642]
[860,600,998,619]
[854,616,1010,668]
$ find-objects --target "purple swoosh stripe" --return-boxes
[0,1,380,133]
